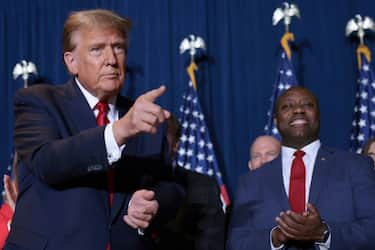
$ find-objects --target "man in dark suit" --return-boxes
[155,115,226,250]
[5,9,183,250]
[227,86,375,250]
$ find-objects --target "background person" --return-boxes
[362,138,375,167]
[248,135,280,170]
[156,115,226,250]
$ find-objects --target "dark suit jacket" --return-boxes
[227,145,375,250]
[156,167,226,250]
[5,79,183,250]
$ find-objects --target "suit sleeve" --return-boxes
[327,156,375,250]
[13,88,110,186]
[226,174,275,250]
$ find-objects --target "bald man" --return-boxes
[248,135,281,170]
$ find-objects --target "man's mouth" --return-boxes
[290,118,307,126]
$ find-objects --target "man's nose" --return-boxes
[293,103,305,113]
[104,47,117,65]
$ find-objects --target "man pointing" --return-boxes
[6,9,183,250]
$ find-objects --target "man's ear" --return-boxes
[248,160,252,171]
[63,51,78,75]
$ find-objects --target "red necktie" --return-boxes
[288,150,306,213]
[95,102,114,250]
[95,101,115,206]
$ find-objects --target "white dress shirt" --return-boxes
[271,139,331,250]
[76,79,125,164]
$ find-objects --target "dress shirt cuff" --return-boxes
[315,223,331,250]
[104,123,125,164]
[270,226,284,250]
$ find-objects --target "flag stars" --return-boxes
[188,135,195,144]
[186,149,193,157]
[207,169,214,176]
[371,111,375,117]
[357,134,365,141]
[361,92,368,100]
[358,119,366,128]
[285,70,293,77]
[197,153,205,161]
[272,127,279,135]
[371,124,375,131]
[199,140,205,148]
[363,64,370,71]
[207,155,214,162]
[361,78,369,85]
[178,148,186,156]
[196,166,203,173]
[207,143,213,149]
[360,105,368,113]
[180,134,188,142]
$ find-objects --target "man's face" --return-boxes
[274,87,320,149]
[249,136,280,170]
[64,26,126,100]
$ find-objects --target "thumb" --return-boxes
[142,85,166,102]
[306,203,318,214]
[141,190,155,200]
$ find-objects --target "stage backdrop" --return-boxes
[1,0,375,197]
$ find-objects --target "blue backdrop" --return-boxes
[1,0,375,198]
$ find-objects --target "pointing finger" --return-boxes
[143,85,166,102]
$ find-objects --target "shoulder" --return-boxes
[14,81,70,104]
[320,145,371,164]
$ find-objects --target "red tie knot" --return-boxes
[95,101,109,113]
[95,101,109,126]
[294,150,305,159]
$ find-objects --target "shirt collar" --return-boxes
[75,77,117,113]
[282,139,321,160]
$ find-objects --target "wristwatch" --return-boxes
[317,221,330,242]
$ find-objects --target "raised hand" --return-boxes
[113,85,170,145]
[3,175,18,211]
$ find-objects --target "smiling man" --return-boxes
[6,9,183,250]
[227,86,375,250]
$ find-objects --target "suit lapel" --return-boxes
[308,145,333,205]
[268,156,291,211]
[60,79,97,132]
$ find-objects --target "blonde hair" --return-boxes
[62,9,131,57]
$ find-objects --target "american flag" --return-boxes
[176,79,230,212]
[264,33,299,138]
[350,47,375,153]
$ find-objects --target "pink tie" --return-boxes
[288,150,306,213]
[95,101,114,250]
